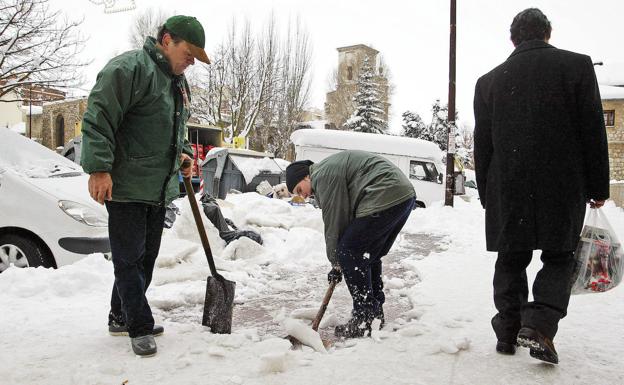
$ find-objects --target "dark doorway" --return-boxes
[55,115,65,148]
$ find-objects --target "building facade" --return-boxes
[325,44,390,129]
[40,98,88,150]
[600,85,624,181]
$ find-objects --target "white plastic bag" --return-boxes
[571,208,624,294]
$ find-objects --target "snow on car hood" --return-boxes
[26,173,106,214]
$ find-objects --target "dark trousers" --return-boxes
[106,201,165,338]
[492,250,575,342]
[337,197,415,320]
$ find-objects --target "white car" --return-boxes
[0,128,110,272]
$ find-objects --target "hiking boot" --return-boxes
[517,327,559,364]
[496,340,517,355]
[131,335,157,357]
[109,320,164,337]
[335,317,372,339]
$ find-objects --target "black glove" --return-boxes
[328,267,342,284]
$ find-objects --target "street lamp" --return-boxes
[593,61,604,66]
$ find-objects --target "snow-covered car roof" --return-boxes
[290,129,443,161]
[0,128,83,178]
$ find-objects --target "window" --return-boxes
[604,110,615,127]
[347,66,353,80]
[409,160,441,183]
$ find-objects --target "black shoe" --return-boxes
[335,317,371,339]
[496,340,517,355]
[131,335,157,357]
[109,320,164,337]
[517,327,559,364]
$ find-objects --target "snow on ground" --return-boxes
[1,192,623,385]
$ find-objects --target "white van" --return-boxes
[290,129,445,208]
[0,129,110,272]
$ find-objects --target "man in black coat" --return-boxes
[473,8,609,364]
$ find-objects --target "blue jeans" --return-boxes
[337,197,415,320]
[105,201,165,338]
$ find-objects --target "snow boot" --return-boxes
[131,335,157,357]
[109,320,164,337]
[335,317,372,338]
[517,327,558,364]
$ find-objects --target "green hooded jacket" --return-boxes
[81,37,193,205]
[310,150,416,265]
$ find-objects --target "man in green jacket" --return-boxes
[81,15,210,357]
[286,150,416,338]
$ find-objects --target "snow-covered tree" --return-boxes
[0,0,88,101]
[426,99,459,151]
[455,123,474,168]
[343,57,387,134]
[401,110,426,138]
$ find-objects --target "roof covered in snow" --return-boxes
[290,129,443,161]
[0,127,81,177]
[600,84,624,100]
[21,105,43,115]
[595,63,624,87]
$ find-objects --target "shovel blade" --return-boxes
[202,276,236,334]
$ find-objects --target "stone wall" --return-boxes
[41,98,88,150]
[602,99,624,181]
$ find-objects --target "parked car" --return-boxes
[60,135,82,163]
[0,129,110,272]
[290,129,449,208]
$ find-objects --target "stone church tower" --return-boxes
[325,44,390,129]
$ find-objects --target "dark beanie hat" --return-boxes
[286,160,314,193]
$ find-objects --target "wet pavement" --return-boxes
[158,232,447,339]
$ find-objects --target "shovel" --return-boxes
[181,163,235,334]
[288,280,337,349]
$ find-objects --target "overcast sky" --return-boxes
[61,0,624,131]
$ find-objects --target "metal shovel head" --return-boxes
[202,275,236,334]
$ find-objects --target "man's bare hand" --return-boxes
[589,199,606,209]
[88,172,112,205]
[180,153,193,178]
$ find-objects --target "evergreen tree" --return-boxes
[401,110,426,138]
[428,99,458,151]
[343,57,387,134]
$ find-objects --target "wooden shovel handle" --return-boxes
[311,281,337,331]
[181,160,221,279]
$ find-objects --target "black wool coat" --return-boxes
[473,40,610,252]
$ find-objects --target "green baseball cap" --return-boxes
[164,15,211,64]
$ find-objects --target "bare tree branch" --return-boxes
[0,0,90,101]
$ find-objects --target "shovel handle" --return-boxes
[181,165,221,279]
[311,281,337,331]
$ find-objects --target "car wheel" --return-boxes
[0,234,54,273]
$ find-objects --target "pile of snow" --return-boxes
[9,121,25,134]
[230,155,284,184]
[1,188,623,384]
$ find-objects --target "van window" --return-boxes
[410,160,440,183]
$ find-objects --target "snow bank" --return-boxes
[2,185,624,384]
